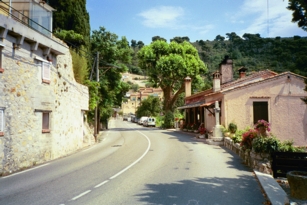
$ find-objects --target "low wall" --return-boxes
[224,137,272,175]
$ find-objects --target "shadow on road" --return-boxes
[135,174,266,205]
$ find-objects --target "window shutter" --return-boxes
[42,62,50,80]
[253,102,268,124]
[42,112,49,130]
[0,110,3,132]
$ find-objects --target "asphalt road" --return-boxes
[0,119,266,205]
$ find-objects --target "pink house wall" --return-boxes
[222,75,307,146]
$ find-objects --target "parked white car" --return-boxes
[143,117,156,127]
[138,116,148,125]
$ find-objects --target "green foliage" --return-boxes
[48,0,90,48]
[131,84,139,92]
[287,0,307,31]
[138,40,207,112]
[83,80,99,111]
[228,122,237,133]
[90,27,132,120]
[278,140,306,152]
[70,48,88,84]
[232,135,242,144]
[162,111,174,129]
[54,30,86,48]
[252,136,280,154]
[136,96,162,118]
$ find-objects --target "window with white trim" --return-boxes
[35,56,51,84]
[42,62,51,83]
[0,109,4,136]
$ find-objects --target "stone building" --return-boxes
[0,0,94,175]
[178,56,307,146]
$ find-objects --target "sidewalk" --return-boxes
[172,128,293,205]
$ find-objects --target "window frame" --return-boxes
[0,109,4,136]
[35,56,51,84]
[0,43,5,73]
[35,109,52,133]
[253,101,269,124]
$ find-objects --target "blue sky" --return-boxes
[86,0,307,45]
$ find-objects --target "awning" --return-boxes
[200,100,216,107]
[176,101,205,110]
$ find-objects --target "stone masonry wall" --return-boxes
[0,37,94,175]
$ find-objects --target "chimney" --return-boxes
[238,67,248,79]
[219,56,233,84]
[212,71,221,92]
[184,76,192,97]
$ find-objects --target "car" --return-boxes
[144,117,156,127]
[138,116,148,125]
[123,116,128,121]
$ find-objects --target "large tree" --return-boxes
[138,40,207,112]
[287,0,307,31]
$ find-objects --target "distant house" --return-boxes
[0,0,93,175]
[178,56,307,146]
[121,87,164,115]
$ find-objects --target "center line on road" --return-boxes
[94,180,109,188]
[71,190,91,201]
[109,129,151,180]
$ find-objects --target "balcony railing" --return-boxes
[0,0,52,37]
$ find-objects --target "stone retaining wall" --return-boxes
[224,137,272,175]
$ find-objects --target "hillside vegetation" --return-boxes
[130,34,307,79]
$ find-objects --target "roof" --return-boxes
[179,70,306,109]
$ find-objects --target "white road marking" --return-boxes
[94,180,109,188]
[109,129,151,179]
[2,163,50,178]
[71,190,91,201]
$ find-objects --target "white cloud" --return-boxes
[138,6,185,28]
[232,0,306,38]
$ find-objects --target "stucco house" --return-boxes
[178,56,307,146]
[0,0,94,175]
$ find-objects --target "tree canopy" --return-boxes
[138,40,207,112]
[287,0,307,31]
[90,27,132,120]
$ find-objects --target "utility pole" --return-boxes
[94,52,99,141]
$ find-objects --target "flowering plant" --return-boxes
[192,123,198,130]
[186,124,192,130]
[240,129,258,150]
[198,125,206,135]
[254,120,270,132]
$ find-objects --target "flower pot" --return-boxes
[287,171,307,200]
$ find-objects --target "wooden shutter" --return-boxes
[42,112,49,130]
[42,62,50,80]
[253,102,268,124]
[0,110,3,132]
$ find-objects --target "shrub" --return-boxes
[252,136,279,154]
[232,135,242,143]
[278,140,306,152]
[162,111,174,129]
[228,122,237,133]
[240,129,258,150]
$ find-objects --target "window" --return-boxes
[35,56,51,84]
[42,112,50,133]
[42,62,51,83]
[253,101,268,124]
[35,109,51,133]
[0,43,4,73]
[0,109,4,136]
